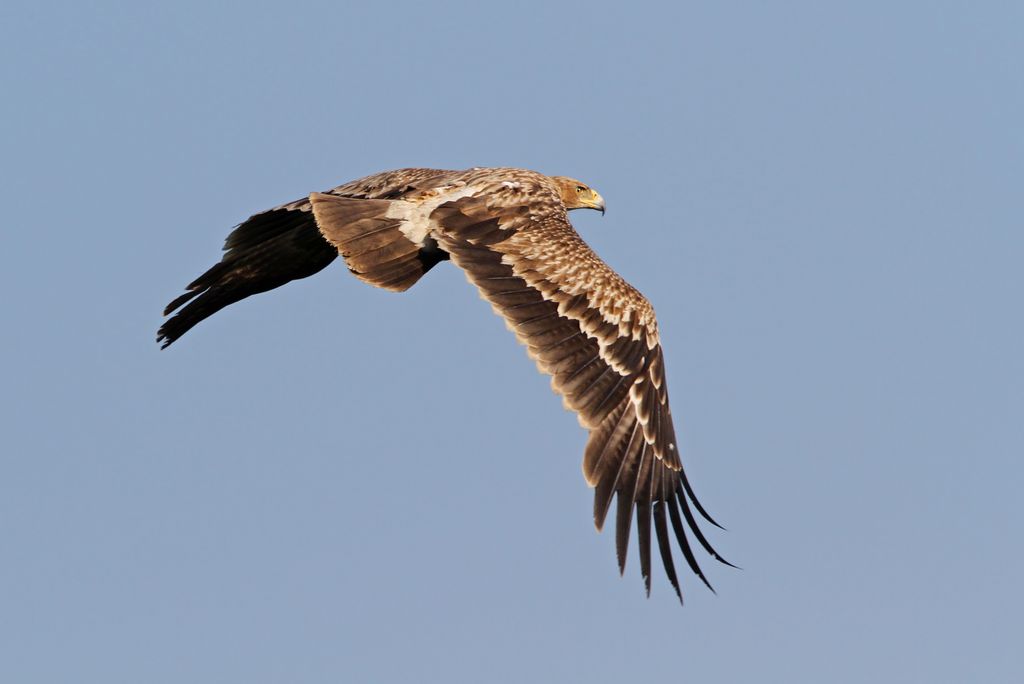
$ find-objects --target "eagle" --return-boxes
[159,167,733,601]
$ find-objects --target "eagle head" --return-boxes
[551,176,606,215]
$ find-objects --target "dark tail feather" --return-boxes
[157,208,337,348]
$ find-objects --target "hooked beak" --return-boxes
[590,191,606,215]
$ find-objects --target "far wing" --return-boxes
[158,168,457,347]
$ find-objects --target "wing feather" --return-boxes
[614,440,647,574]
[635,446,656,595]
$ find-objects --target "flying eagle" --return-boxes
[159,167,732,601]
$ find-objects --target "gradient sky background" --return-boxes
[2,2,1022,682]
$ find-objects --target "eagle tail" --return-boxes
[157,207,337,348]
[308,192,448,293]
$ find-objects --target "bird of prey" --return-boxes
[159,167,732,601]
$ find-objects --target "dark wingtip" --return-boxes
[653,501,684,605]
[616,520,628,575]
[694,564,716,594]
[675,483,738,569]
[158,288,203,348]
[709,545,742,571]
[667,489,715,593]
[156,320,182,349]
[680,469,727,530]
[163,288,201,317]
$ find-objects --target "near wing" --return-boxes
[431,189,733,601]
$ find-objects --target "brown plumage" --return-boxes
[159,167,733,602]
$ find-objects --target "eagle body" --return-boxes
[160,166,731,601]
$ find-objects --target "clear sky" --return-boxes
[2,2,1021,682]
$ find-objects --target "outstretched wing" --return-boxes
[431,187,732,601]
[158,168,456,347]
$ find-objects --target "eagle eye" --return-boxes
[576,185,586,193]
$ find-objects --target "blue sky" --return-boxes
[2,2,1022,682]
